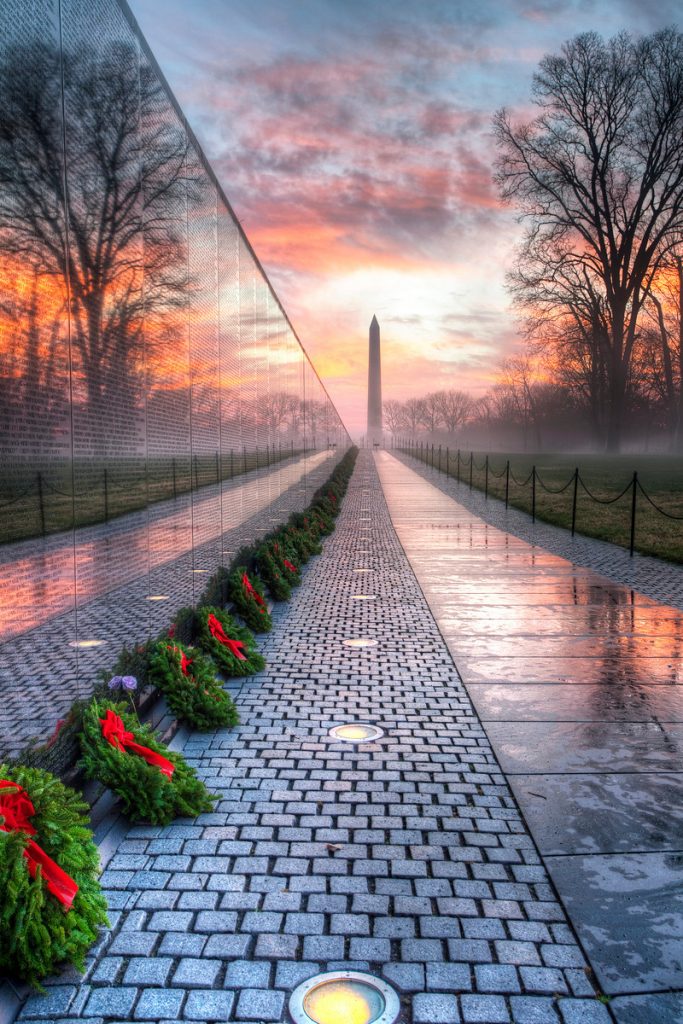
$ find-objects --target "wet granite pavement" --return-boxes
[376,451,683,1023]
[0,452,336,759]
[16,451,609,1024]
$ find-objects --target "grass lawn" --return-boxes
[410,447,683,564]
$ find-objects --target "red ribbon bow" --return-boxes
[0,780,78,910]
[180,651,193,676]
[207,613,247,661]
[284,559,297,573]
[242,572,265,607]
[100,709,175,779]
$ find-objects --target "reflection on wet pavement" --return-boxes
[0,451,329,642]
[376,451,683,999]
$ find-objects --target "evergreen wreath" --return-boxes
[227,567,272,632]
[0,765,108,989]
[281,523,321,561]
[79,699,216,825]
[309,504,335,535]
[270,537,302,583]
[148,640,240,731]
[313,494,338,519]
[256,543,294,601]
[196,606,265,676]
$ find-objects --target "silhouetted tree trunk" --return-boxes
[495,28,683,452]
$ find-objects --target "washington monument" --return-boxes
[367,315,382,445]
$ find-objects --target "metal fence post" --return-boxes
[215,450,220,483]
[446,447,449,476]
[230,450,234,479]
[532,466,536,523]
[505,460,510,509]
[103,468,109,521]
[571,468,578,536]
[469,452,473,490]
[438,444,442,472]
[37,472,46,536]
[630,470,638,556]
[172,457,177,499]
[456,449,460,483]
[485,455,489,500]
[243,447,247,474]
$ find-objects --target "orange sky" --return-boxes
[120,2,683,434]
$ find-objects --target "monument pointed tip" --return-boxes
[371,314,378,325]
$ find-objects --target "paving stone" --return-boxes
[83,989,137,1019]
[158,933,207,957]
[303,935,344,960]
[21,987,77,1019]
[510,996,561,1023]
[224,960,271,989]
[426,963,472,992]
[413,993,461,1024]
[520,967,569,995]
[475,964,521,994]
[234,989,285,1022]
[274,961,321,989]
[134,990,184,1020]
[184,990,235,1022]
[381,963,426,993]
[172,959,221,989]
[123,957,173,986]
[256,933,299,959]
[109,932,157,956]
[558,1000,613,1023]
[461,994,511,1023]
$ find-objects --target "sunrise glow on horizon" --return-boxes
[129,0,683,436]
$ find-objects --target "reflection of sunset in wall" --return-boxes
[130,0,682,436]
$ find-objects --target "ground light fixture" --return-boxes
[351,594,377,601]
[146,594,170,601]
[289,970,399,1024]
[343,638,377,648]
[68,639,106,648]
[329,723,384,742]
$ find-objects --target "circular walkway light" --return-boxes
[289,971,399,1024]
[329,723,384,742]
[343,638,377,648]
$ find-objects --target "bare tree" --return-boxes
[402,398,424,435]
[259,391,301,435]
[383,400,406,435]
[417,393,442,434]
[0,40,192,429]
[643,252,683,449]
[494,28,683,451]
[432,390,473,434]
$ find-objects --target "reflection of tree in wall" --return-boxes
[0,40,192,446]
[305,400,327,447]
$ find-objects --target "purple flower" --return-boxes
[108,675,123,691]
[121,676,137,691]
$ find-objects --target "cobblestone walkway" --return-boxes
[392,451,683,612]
[0,452,336,759]
[20,451,611,1024]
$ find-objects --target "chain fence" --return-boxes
[0,443,305,547]
[397,439,683,559]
